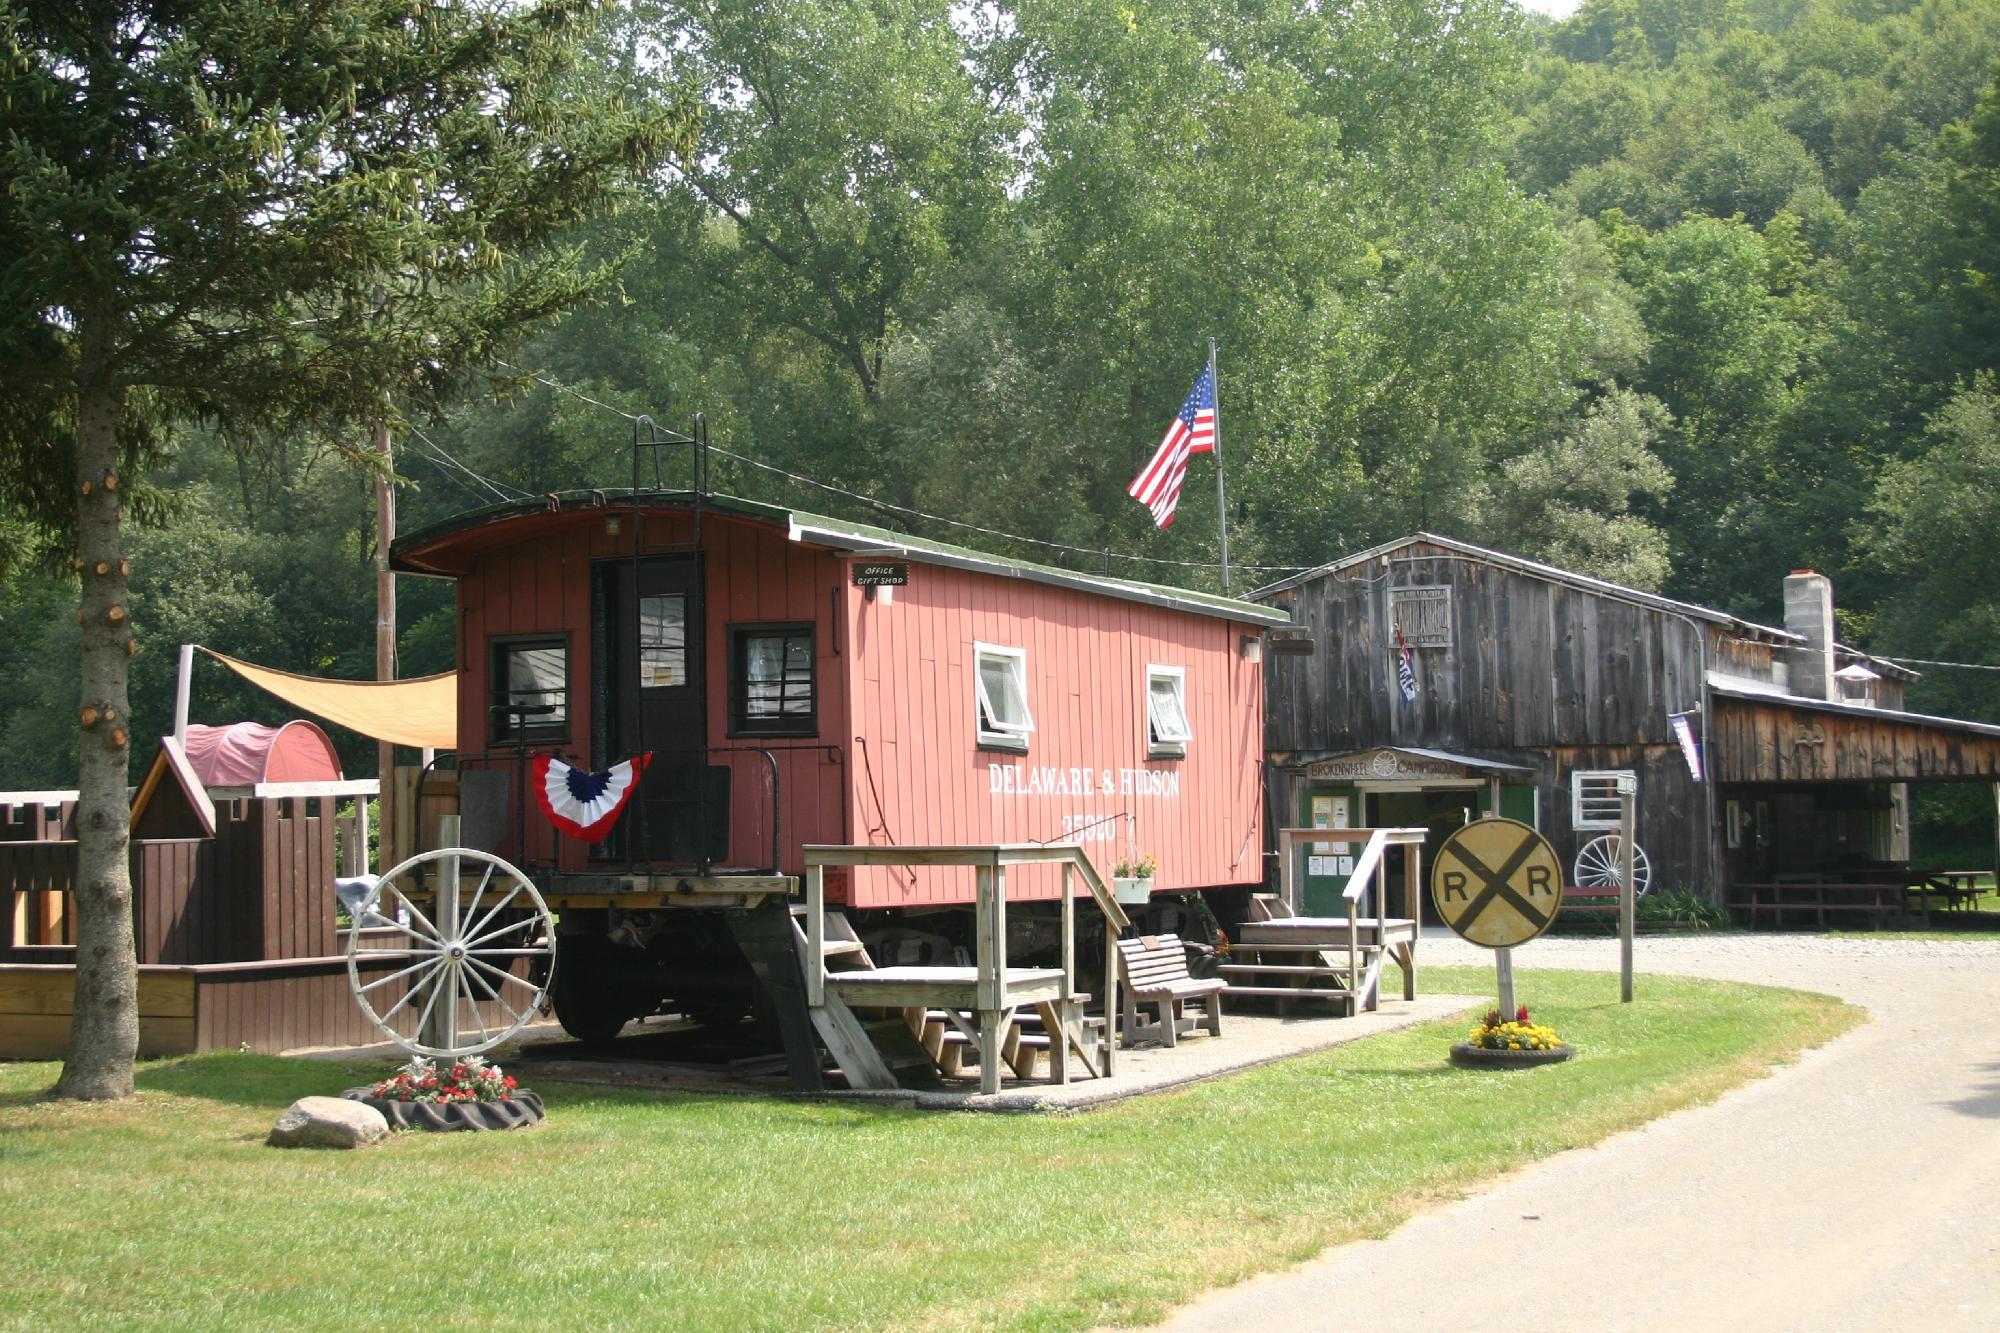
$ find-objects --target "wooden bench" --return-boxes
[1556,885,1621,933]
[1116,934,1224,1048]
[1728,883,1907,931]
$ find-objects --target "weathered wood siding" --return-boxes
[1713,697,2000,783]
[839,563,1265,908]
[1261,540,1717,892]
[1263,544,1706,755]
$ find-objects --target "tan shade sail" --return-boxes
[202,648,457,749]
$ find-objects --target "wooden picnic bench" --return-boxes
[1556,885,1621,932]
[1727,882,1907,930]
[1116,933,1224,1048]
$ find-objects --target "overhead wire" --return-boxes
[404,423,530,503]
[501,362,1310,578]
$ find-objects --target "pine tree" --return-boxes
[0,0,691,1098]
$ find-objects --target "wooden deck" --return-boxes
[824,966,1067,1009]
[1230,827,1428,1014]
[802,844,1130,1095]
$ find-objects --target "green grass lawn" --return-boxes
[0,966,1857,1332]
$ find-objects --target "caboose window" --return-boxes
[975,643,1033,751]
[1147,665,1191,759]
[639,593,687,689]
[491,636,568,743]
[731,623,815,736]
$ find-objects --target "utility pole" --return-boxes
[374,409,395,872]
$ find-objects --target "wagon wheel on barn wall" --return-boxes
[344,847,557,1058]
[1572,834,1653,898]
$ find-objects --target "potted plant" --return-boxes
[343,1054,544,1132]
[1449,1005,1574,1069]
[1110,853,1157,905]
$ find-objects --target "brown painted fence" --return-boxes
[2,796,337,965]
[0,940,532,1059]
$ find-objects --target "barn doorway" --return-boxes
[1367,789,1479,925]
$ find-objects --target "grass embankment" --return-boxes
[0,966,1856,1331]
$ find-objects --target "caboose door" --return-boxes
[595,555,729,865]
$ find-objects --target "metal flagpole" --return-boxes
[1209,337,1231,593]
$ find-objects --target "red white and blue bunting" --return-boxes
[532,753,653,843]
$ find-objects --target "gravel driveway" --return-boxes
[1155,930,2000,1332]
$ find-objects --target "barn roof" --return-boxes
[393,489,1289,627]
[1248,532,1802,645]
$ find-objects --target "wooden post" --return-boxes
[1059,861,1075,1000]
[806,862,825,1007]
[1404,843,1421,999]
[975,860,1003,1094]
[373,410,396,874]
[1494,946,1515,1016]
[1619,785,1636,1003]
[1280,827,1297,914]
[1102,862,1119,1077]
[172,643,194,743]
[420,814,460,1052]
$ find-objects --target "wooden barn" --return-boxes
[1254,534,2000,921]
[391,488,1282,1044]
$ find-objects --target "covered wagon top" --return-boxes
[392,489,1289,627]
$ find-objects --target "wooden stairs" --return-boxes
[788,904,1108,1091]
[1218,892,1414,1016]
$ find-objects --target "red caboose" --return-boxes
[394,486,1283,1044]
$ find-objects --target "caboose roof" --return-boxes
[393,489,1289,627]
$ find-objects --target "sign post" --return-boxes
[1618,775,1637,1003]
[1431,817,1564,1020]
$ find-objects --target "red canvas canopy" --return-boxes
[182,720,343,788]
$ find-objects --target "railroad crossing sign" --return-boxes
[1431,817,1564,949]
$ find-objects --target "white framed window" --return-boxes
[974,642,1034,751]
[1146,664,1191,759]
[1571,770,1634,830]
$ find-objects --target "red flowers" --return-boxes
[369,1056,522,1104]
[1516,1005,1531,1023]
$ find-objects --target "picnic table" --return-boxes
[1913,870,1986,912]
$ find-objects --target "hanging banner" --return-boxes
[1669,712,1703,782]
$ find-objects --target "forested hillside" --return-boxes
[5,0,1999,827]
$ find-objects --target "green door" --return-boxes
[1298,785,1360,916]
[1474,784,1539,826]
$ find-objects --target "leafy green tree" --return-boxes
[1485,387,1676,589]
[0,0,689,1099]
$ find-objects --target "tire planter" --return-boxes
[1449,1043,1574,1070]
[342,1088,545,1132]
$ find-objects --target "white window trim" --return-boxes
[1146,663,1191,757]
[1571,769,1634,831]
[974,641,1034,750]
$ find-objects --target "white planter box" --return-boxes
[1112,876,1155,905]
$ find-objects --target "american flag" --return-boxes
[1395,626,1418,703]
[1128,366,1216,528]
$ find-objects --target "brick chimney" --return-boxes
[1783,570,1836,701]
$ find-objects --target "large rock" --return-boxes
[268,1095,391,1149]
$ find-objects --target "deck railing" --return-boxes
[800,842,1132,1048]
[1275,825,1428,984]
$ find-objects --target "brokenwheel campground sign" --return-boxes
[1431,817,1564,949]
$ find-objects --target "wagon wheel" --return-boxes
[345,847,556,1058]
[1572,834,1652,898]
